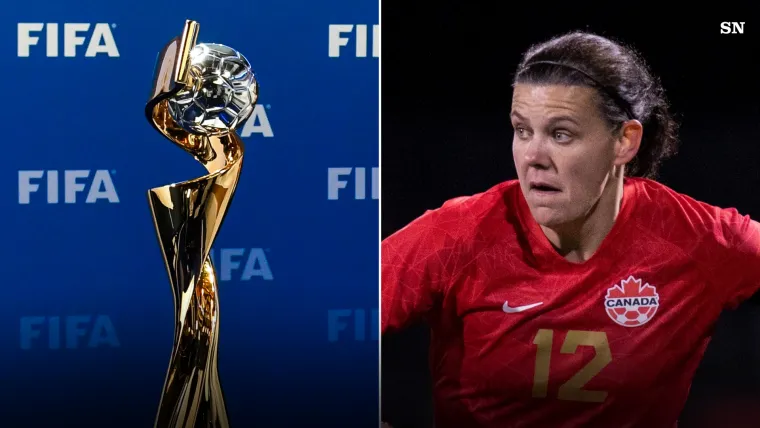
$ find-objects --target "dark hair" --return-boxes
[513,31,679,179]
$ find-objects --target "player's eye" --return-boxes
[553,130,573,144]
[514,126,530,140]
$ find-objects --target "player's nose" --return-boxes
[523,138,552,170]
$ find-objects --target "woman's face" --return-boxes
[511,84,635,228]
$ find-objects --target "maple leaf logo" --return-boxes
[603,276,660,328]
[606,276,657,299]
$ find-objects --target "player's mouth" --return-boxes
[529,181,562,195]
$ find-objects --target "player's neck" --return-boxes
[540,171,624,263]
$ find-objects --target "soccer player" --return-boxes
[381,31,760,427]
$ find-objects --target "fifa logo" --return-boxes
[328,167,379,200]
[18,170,119,204]
[327,309,379,342]
[328,24,379,58]
[208,248,274,281]
[20,315,120,350]
[239,104,274,138]
[17,23,120,57]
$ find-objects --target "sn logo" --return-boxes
[18,170,119,204]
[328,24,379,58]
[209,248,274,281]
[239,104,274,138]
[328,167,379,200]
[17,23,119,57]
[720,22,745,34]
[20,315,120,350]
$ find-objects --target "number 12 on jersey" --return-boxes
[532,329,612,403]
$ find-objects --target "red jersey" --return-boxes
[381,178,760,428]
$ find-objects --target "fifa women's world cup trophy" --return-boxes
[144,20,257,428]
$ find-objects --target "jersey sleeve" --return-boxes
[713,208,760,310]
[381,205,460,334]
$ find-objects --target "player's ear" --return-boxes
[614,120,643,167]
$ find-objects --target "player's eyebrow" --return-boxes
[546,115,581,126]
[510,111,527,122]
[510,111,581,127]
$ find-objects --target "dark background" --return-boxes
[381,4,760,427]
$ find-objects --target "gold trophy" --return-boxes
[144,20,257,428]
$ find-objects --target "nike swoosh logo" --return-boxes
[502,301,543,313]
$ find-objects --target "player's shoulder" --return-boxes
[436,179,519,214]
[391,180,520,240]
[633,177,732,218]
[629,177,749,241]
[426,179,520,228]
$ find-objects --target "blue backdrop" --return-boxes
[4,0,378,426]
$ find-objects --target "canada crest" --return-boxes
[604,276,660,327]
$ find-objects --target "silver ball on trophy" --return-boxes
[167,43,259,135]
